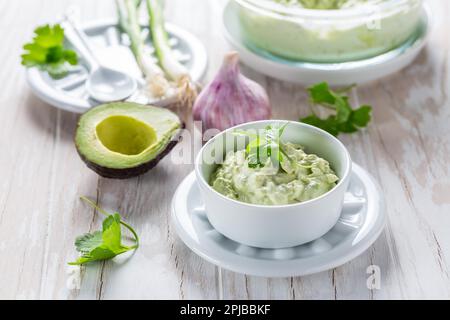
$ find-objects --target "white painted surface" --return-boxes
[0,0,449,300]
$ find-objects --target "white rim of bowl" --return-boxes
[194,120,352,210]
[235,0,418,19]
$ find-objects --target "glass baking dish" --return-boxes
[233,0,423,63]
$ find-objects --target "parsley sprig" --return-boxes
[300,82,372,136]
[21,24,78,78]
[234,123,293,172]
[68,197,139,265]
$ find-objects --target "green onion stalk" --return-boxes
[116,0,170,98]
[146,0,198,107]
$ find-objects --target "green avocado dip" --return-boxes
[273,0,386,10]
[235,0,422,62]
[210,142,339,205]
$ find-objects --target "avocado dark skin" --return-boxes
[76,126,183,179]
[75,102,184,179]
[76,140,177,179]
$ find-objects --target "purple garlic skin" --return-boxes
[193,52,271,132]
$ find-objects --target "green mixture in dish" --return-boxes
[210,142,339,205]
[237,0,421,62]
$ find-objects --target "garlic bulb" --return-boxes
[193,52,271,131]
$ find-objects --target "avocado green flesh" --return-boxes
[76,102,181,175]
[96,115,157,156]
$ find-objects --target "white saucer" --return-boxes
[223,2,431,86]
[171,163,385,277]
[26,19,208,113]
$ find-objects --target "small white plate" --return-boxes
[26,19,208,113]
[171,163,385,277]
[223,2,431,86]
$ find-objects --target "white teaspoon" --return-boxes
[62,16,137,103]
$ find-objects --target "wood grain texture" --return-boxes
[0,0,449,300]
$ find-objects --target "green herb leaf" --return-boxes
[71,247,118,266]
[351,105,372,127]
[334,96,352,123]
[68,197,139,266]
[21,24,78,78]
[74,231,103,255]
[301,115,340,137]
[101,213,123,252]
[234,123,292,171]
[308,82,336,105]
[300,82,372,136]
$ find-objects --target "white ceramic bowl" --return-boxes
[195,120,352,249]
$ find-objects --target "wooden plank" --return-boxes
[0,0,125,299]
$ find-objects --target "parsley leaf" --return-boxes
[21,24,78,78]
[351,105,372,127]
[74,231,103,255]
[69,197,139,266]
[301,115,340,137]
[234,123,293,172]
[300,82,372,136]
[308,82,336,105]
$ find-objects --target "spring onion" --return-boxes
[146,0,198,106]
[116,0,170,97]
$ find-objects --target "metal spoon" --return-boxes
[62,15,137,103]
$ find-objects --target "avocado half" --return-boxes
[75,102,182,179]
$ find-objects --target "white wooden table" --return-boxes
[1,0,449,300]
